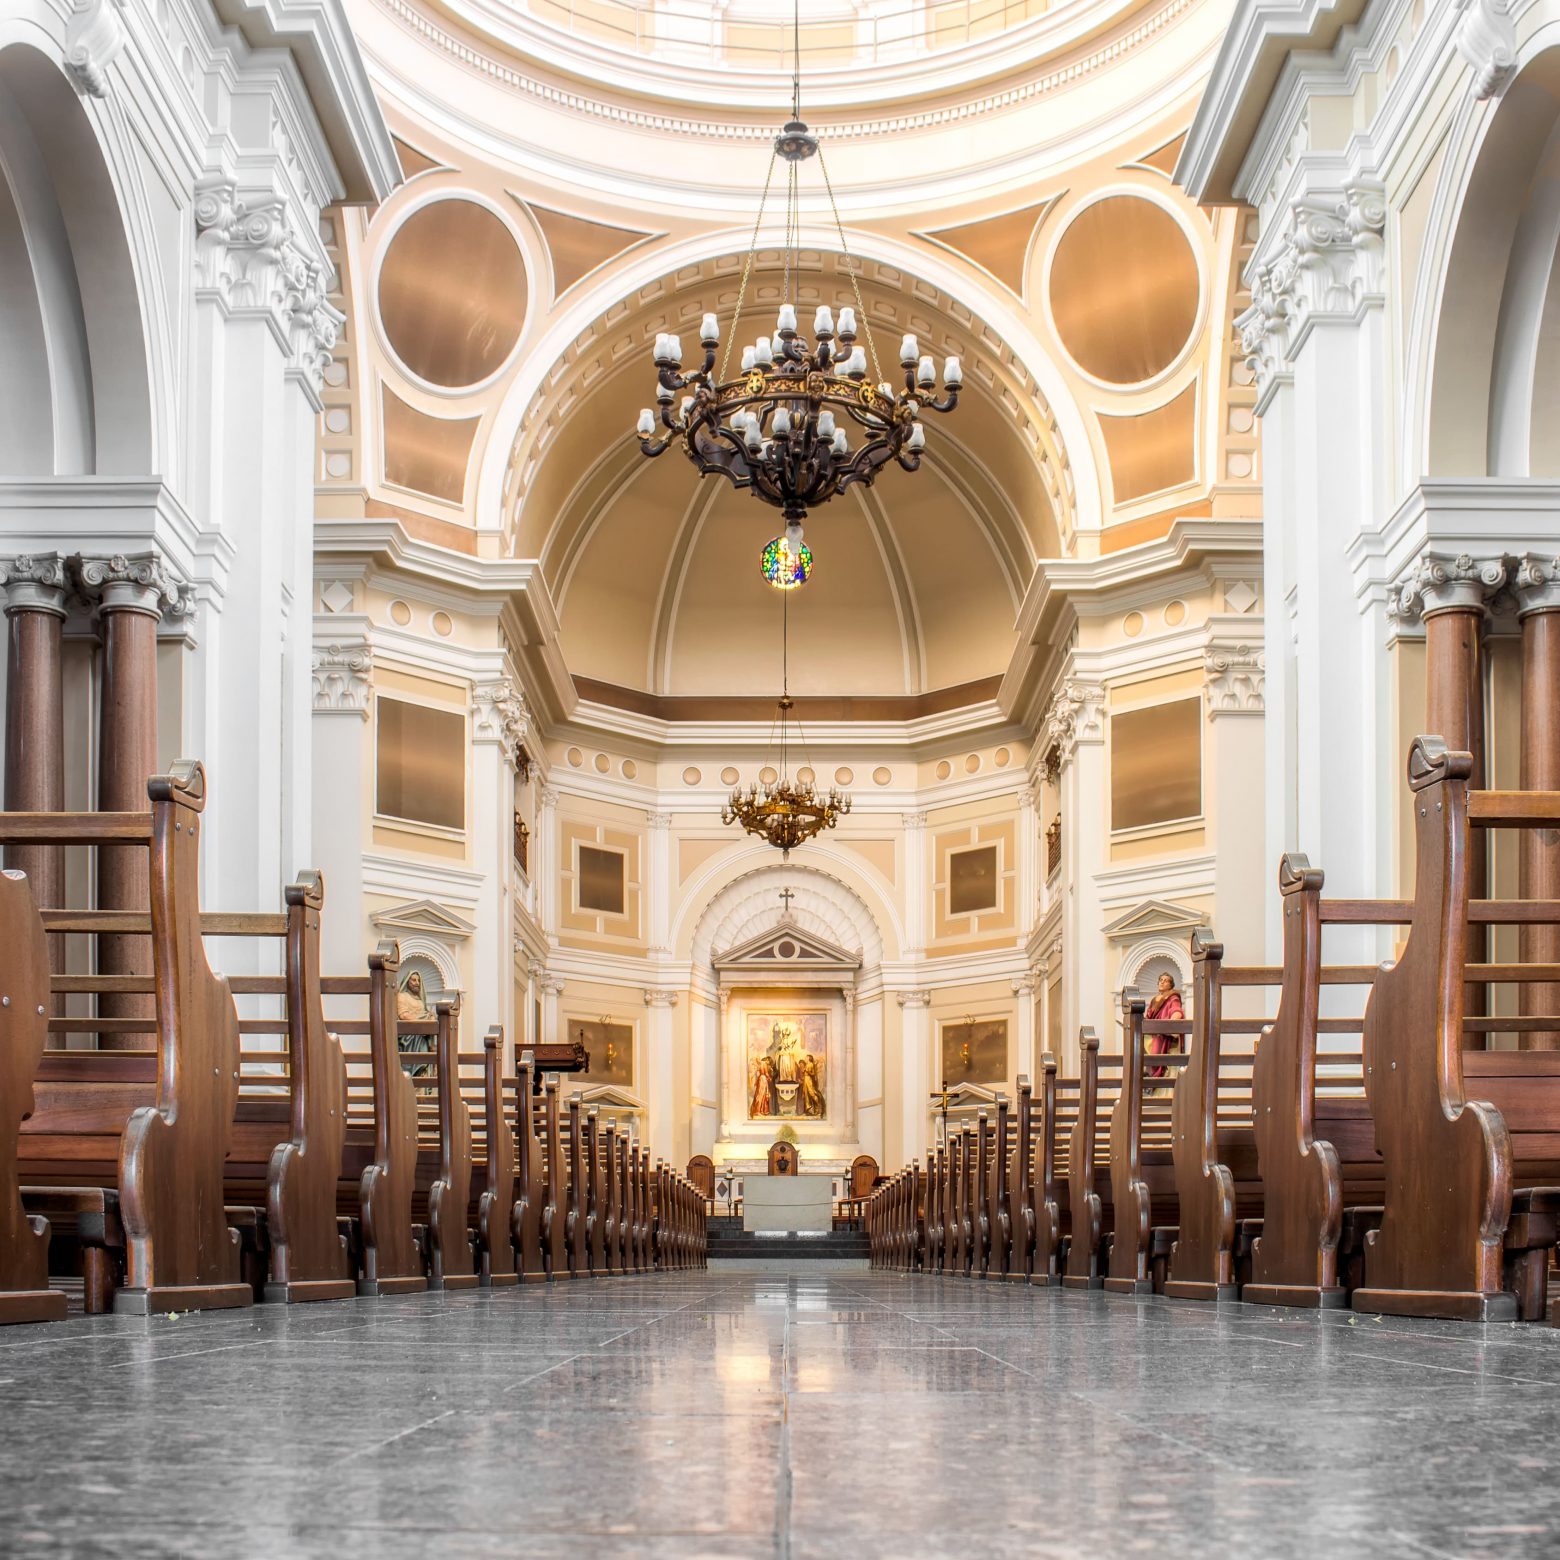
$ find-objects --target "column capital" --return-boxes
[0,553,69,617]
[645,811,673,829]
[472,677,529,767]
[1514,553,1560,616]
[539,784,561,809]
[1205,641,1266,718]
[642,988,679,1009]
[312,639,372,718]
[896,989,933,1010]
[74,552,189,619]
[1392,551,1510,622]
[536,970,566,997]
[1041,678,1105,771]
[1011,972,1040,997]
[900,810,928,830]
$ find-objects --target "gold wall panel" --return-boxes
[375,696,466,830]
[528,202,653,297]
[381,389,479,504]
[939,1018,1009,1085]
[1050,196,1198,384]
[1099,383,1197,505]
[378,198,526,388]
[1110,697,1202,832]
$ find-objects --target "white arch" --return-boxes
[684,854,891,971]
[1117,935,1191,995]
[396,935,462,993]
[476,222,1100,534]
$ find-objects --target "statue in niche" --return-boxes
[1145,971,1186,1081]
[397,968,435,1083]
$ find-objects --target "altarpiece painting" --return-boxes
[746,1012,827,1121]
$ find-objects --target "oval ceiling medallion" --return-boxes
[378,199,527,389]
[1049,197,1198,386]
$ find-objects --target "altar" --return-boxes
[742,1176,834,1233]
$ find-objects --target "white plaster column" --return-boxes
[901,811,928,960]
[643,987,679,1161]
[1017,775,1040,933]
[1045,680,1106,1047]
[190,179,343,911]
[1205,641,1268,965]
[472,678,526,1054]
[1238,182,1389,947]
[537,784,561,946]
[310,632,372,978]
[716,986,733,1142]
[646,810,673,959]
[1011,971,1038,1083]
[536,967,565,1045]
[895,989,932,1167]
[841,986,859,1143]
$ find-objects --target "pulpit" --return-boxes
[767,1141,799,1176]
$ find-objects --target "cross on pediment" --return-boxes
[779,887,796,912]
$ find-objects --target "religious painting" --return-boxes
[569,1019,635,1088]
[940,1017,1008,1084]
[746,1012,827,1122]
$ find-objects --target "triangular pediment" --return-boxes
[569,1083,645,1112]
[713,914,862,977]
[1100,898,1209,943]
[940,1082,1004,1120]
[370,898,477,940]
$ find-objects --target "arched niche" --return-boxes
[0,44,152,477]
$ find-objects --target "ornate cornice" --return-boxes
[472,677,529,766]
[312,640,373,716]
[1205,642,1265,717]
[193,178,344,400]
[1237,182,1386,408]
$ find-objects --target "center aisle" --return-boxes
[4,1274,1558,1557]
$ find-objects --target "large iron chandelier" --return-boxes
[635,4,961,525]
[722,587,850,857]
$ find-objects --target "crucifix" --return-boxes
[778,887,796,913]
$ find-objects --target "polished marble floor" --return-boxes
[3,1271,1560,1558]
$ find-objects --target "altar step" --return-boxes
[707,1228,870,1265]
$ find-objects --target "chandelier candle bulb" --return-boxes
[838,307,856,337]
[741,347,755,372]
[777,304,797,333]
[636,409,655,437]
[814,305,834,335]
[669,336,683,363]
[700,313,719,342]
[944,355,963,387]
[907,424,926,451]
[755,337,773,366]
[773,407,792,434]
[816,411,835,438]
[917,356,936,386]
[832,428,848,456]
[900,334,919,365]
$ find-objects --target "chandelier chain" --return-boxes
[818,145,884,386]
[719,148,780,382]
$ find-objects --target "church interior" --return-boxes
[3,0,1560,1551]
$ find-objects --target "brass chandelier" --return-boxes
[723,587,850,857]
[635,2,961,525]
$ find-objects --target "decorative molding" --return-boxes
[473,677,529,766]
[1204,642,1265,717]
[370,898,477,941]
[642,989,680,1008]
[1040,679,1105,769]
[1391,551,1510,623]
[1101,899,1209,944]
[0,553,68,617]
[1453,0,1517,100]
[192,178,344,399]
[1237,182,1386,407]
[63,0,127,98]
[312,639,372,716]
[896,990,933,1009]
[1514,553,1560,616]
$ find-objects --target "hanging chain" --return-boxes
[720,149,781,382]
[817,145,884,385]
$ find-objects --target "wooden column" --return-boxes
[1413,555,1506,1045]
[1,555,68,912]
[81,556,175,1044]
[1517,557,1560,1047]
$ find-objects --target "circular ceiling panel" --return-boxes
[378,198,527,389]
[1048,197,1198,386]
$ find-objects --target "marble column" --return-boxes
[643,988,679,1160]
[1399,554,1508,1039]
[1,555,68,912]
[1517,556,1560,1046]
[79,554,180,1040]
[895,989,931,1167]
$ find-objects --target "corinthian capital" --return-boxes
[1205,642,1265,717]
[312,640,372,717]
[74,553,188,618]
[0,554,69,616]
[1514,553,1560,615]
[472,678,529,766]
[1392,552,1510,623]
[1041,679,1105,771]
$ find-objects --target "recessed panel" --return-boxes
[1050,197,1199,385]
[378,199,526,388]
[578,844,627,915]
[1110,698,1202,831]
[948,844,999,916]
[375,697,465,830]
[940,1018,1009,1085]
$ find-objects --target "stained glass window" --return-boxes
[760,535,814,589]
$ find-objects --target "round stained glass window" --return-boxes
[761,536,813,589]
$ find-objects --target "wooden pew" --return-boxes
[1006,1076,1035,1282]
[566,1099,589,1277]
[426,999,477,1291]
[1062,1030,1114,1289]
[1030,1055,1062,1285]
[983,1095,1012,1279]
[475,1027,519,1288]
[601,1120,621,1276]
[1104,1002,1158,1296]
[541,1076,570,1280]
[1,763,252,1315]
[1353,738,1560,1320]
[0,867,67,1323]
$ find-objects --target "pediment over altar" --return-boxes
[713,912,861,992]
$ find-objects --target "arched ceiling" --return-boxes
[509,256,1063,701]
